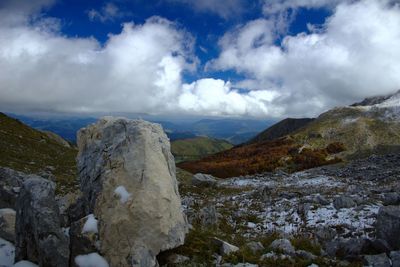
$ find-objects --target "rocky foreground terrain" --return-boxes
[172,154,400,266]
[0,116,399,267]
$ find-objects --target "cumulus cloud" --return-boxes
[210,0,400,117]
[88,2,126,23]
[167,0,245,19]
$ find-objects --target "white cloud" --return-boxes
[167,0,245,19]
[210,0,400,117]
[262,0,347,15]
[88,2,126,23]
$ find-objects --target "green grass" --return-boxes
[172,136,233,163]
[0,113,78,194]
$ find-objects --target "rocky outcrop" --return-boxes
[376,205,400,250]
[76,117,187,266]
[0,208,16,242]
[192,173,217,187]
[0,167,29,209]
[15,176,69,266]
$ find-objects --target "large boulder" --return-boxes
[0,167,29,209]
[376,205,400,250]
[192,173,217,187]
[0,208,16,242]
[15,176,69,266]
[77,117,188,266]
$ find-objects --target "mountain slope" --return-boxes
[248,118,314,144]
[179,91,400,178]
[0,113,77,193]
[171,136,233,162]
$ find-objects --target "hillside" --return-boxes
[0,113,77,193]
[248,118,314,144]
[171,136,233,162]
[179,91,400,178]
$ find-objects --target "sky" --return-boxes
[0,0,400,119]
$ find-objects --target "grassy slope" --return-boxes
[171,136,233,162]
[0,113,78,193]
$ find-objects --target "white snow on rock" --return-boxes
[0,237,15,266]
[114,185,132,204]
[82,214,98,234]
[13,261,39,267]
[75,253,109,267]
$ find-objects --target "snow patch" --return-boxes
[0,237,15,266]
[114,186,132,203]
[82,214,98,234]
[13,261,39,267]
[75,253,109,267]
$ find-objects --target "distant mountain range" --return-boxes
[179,90,400,177]
[9,114,272,145]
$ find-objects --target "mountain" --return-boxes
[0,113,77,193]
[248,118,314,144]
[171,136,233,163]
[179,90,400,178]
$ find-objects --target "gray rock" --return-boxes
[381,192,400,206]
[314,195,330,205]
[376,205,400,250]
[192,173,217,187]
[333,195,356,209]
[0,208,15,243]
[165,254,190,264]
[269,239,295,256]
[199,205,219,227]
[77,117,188,266]
[296,250,317,260]
[315,226,337,241]
[0,167,29,209]
[325,238,368,259]
[212,237,239,255]
[69,214,99,266]
[246,241,265,254]
[363,253,391,267]
[390,251,400,267]
[15,176,69,267]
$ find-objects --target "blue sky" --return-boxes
[0,0,399,118]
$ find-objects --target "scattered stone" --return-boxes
[77,117,188,266]
[246,241,265,254]
[269,239,295,256]
[390,251,400,267]
[15,176,70,266]
[315,226,337,241]
[0,167,29,209]
[381,192,400,206]
[363,253,391,267]
[165,253,190,264]
[296,250,317,260]
[0,208,15,242]
[192,173,217,187]
[333,195,356,209]
[199,205,219,227]
[212,237,239,256]
[376,205,400,250]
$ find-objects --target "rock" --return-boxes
[315,226,337,241]
[77,117,188,266]
[192,173,217,187]
[69,214,100,266]
[165,254,190,264]
[296,250,317,260]
[297,203,311,218]
[376,205,400,249]
[15,176,69,266]
[198,205,219,227]
[246,241,265,254]
[253,185,273,202]
[363,253,391,267]
[269,239,295,256]
[0,208,15,242]
[212,237,239,255]
[381,192,400,205]
[0,167,29,209]
[390,251,400,267]
[333,195,356,209]
[325,238,368,259]
[56,192,79,227]
[314,195,330,205]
